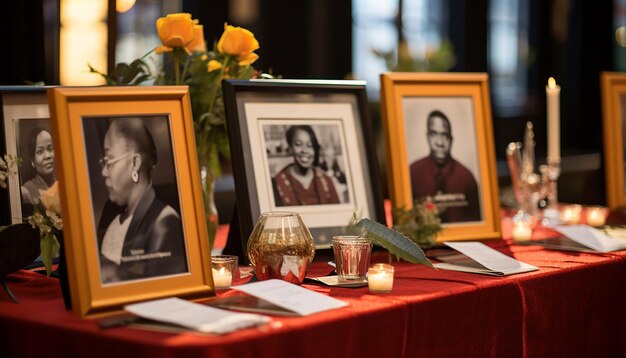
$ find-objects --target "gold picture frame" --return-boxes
[48,86,214,317]
[380,72,501,242]
[601,72,626,209]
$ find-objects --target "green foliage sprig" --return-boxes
[393,199,442,249]
[352,217,434,268]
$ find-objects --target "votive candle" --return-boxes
[211,255,238,289]
[512,221,533,241]
[586,206,607,227]
[368,263,394,293]
[561,204,582,225]
[212,267,233,288]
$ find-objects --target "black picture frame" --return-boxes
[223,79,386,259]
[0,86,52,226]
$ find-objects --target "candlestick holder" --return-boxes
[506,122,561,225]
[540,160,561,209]
[506,122,546,218]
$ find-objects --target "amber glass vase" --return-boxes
[247,212,315,285]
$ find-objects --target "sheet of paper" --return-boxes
[553,225,626,252]
[434,241,538,276]
[124,297,270,334]
[309,276,368,288]
[232,279,349,316]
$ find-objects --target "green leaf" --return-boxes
[40,232,60,276]
[355,218,434,268]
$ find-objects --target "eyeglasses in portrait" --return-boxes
[82,115,187,284]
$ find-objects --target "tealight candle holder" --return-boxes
[367,263,394,293]
[512,221,533,242]
[511,211,534,242]
[211,255,238,289]
[560,204,582,225]
[585,206,608,227]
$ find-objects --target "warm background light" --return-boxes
[116,0,136,13]
[60,0,107,85]
[616,26,626,47]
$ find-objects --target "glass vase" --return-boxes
[247,211,315,285]
[201,166,219,251]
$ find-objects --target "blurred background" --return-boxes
[1,0,623,223]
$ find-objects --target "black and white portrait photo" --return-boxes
[15,118,56,217]
[402,97,483,224]
[82,115,188,284]
[263,123,351,207]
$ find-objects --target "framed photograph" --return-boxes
[380,72,501,242]
[601,71,626,209]
[223,79,386,251]
[0,86,53,225]
[47,86,214,317]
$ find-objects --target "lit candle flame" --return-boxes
[548,77,556,88]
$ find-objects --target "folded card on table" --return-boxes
[232,279,349,316]
[124,297,270,334]
[551,225,626,252]
[433,241,538,276]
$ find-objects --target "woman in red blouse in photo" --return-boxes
[272,125,340,206]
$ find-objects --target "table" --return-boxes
[1,236,625,358]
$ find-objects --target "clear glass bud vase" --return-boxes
[201,166,219,251]
[247,211,315,285]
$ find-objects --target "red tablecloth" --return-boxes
[1,240,625,357]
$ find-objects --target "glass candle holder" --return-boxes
[511,211,534,242]
[367,263,394,293]
[585,206,608,227]
[211,255,238,289]
[560,204,582,225]
[332,236,372,283]
[512,221,533,242]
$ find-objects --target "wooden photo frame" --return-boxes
[380,73,500,242]
[223,79,386,253]
[601,71,626,210]
[48,86,214,317]
[0,86,53,225]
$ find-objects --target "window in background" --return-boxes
[60,0,107,85]
[115,0,179,76]
[614,0,626,70]
[352,0,447,100]
[488,0,530,117]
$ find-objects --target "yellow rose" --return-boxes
[185,24,206,53]
[237,52,259,66]
[217,23,259,60]
[40,181,62,215]
[207,60,222,72]
[155,13,195,53]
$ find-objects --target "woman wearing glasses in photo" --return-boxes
[272,125,340,206]
[20,127,56,212]
[97,118,186,283]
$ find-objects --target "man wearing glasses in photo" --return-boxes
[409,110,481,223]
[97,118,187,284]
